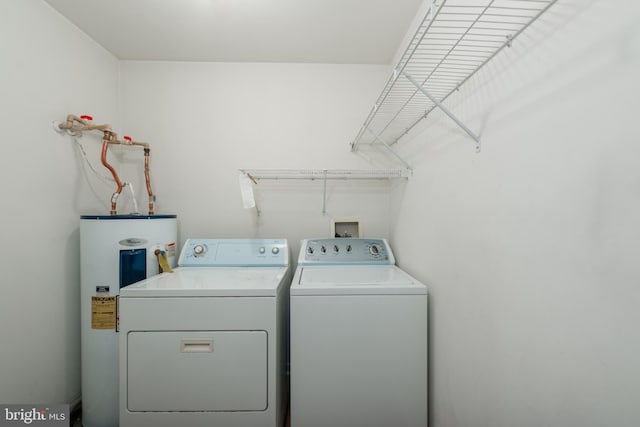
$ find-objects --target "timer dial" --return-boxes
[193,244,206,256]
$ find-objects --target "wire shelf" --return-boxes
[240,169,411,180]
[239,169,409,215]
[351,0,558,151]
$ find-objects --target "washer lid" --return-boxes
[120,267,289,297]
[291,265,426,296]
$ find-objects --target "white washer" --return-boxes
[119,238,291,427]
[290,238,428,427]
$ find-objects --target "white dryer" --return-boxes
[290,238,428,427]
[119,238,291,427]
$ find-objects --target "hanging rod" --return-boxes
[239,169,412,180]
[239,169,410,216]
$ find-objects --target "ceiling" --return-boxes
[44,0,423,64]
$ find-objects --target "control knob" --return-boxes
[272,247,280,254]
[193,244,206,256]
[369,245,380,256]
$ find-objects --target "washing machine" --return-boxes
[118,238,291,427]
[290,238,428,427]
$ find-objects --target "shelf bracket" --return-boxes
[365,127,413,173]
[403,71,481,153]
[322,170,328,216]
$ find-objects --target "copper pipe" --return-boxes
[144,148,155,215]
[83,123,113,132]
[59,114,157,215]
[57,114,86,131]
[122,135,149,149]
[122,136,155,215]
[100,130,123,215]
[58,114,112,135]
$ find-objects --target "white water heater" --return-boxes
[80,215,178,427]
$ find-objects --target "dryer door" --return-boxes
[126,330,267,412]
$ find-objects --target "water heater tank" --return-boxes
[80,215,178,427]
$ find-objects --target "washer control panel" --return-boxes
[179,238,288,267]
[300,238,394,265]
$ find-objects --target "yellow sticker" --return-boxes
[157,250,174,273]
[91,296,117,330]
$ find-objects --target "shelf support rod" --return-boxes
[365,127,413,173]
[322,170,328,216]
[403,71,481,153]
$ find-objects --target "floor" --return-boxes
[71,407,291,426]
[70,408,81,427]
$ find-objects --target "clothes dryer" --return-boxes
[119,238,291,427]
[290,238,427,427]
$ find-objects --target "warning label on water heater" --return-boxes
[91,296,117,330]
[166,242,176,258]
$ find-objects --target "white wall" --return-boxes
[5,1,637,424]
[389,0,640,426]
[118,61,391,258]
[0,1,390,406]
[0,0,119,404]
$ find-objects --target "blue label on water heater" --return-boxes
[120,249,147,287]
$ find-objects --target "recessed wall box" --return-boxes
[331,219,360,238]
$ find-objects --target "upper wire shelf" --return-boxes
[351,0,558,153]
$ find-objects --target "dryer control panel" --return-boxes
[299,238,394,265]
[179,238,288,267]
